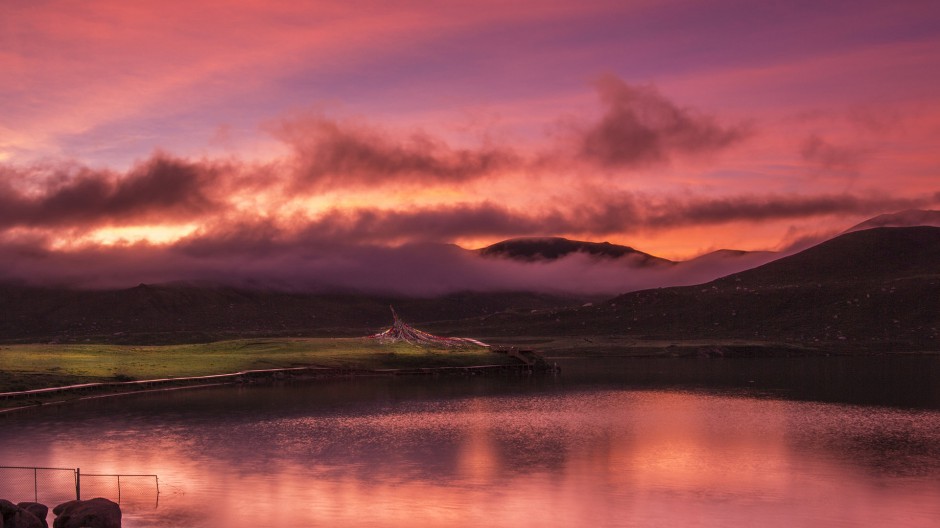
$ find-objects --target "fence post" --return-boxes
[117,475,121,503]
[34,467,38,502]
[75,468,81,500]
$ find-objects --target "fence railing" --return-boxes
[0,466,159,509]
[80,473,160,508]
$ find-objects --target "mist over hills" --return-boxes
[0,235,759,297]
[0,211,938,348]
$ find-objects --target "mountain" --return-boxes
[478,237,673,265]
[846,209,940,232]
[464,227,940,351]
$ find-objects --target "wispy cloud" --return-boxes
[1,146,935,244]
[577,75,748,167]
[800,134,869,173]
[277,116,518,190]
[644,193,936,228]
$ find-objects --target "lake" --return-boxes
[2,356,939,527]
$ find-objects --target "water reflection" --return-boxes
[1,357,939,527]
[553,356,940,408]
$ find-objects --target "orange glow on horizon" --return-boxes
[46,224,201,250]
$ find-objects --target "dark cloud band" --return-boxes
[0,155,223,229]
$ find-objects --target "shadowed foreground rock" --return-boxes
[16,503,48,528]
[52,499,120,528]
[0,499,45,528]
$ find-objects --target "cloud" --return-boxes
[0,189,937,294]
[646,193,939,228]
[174,191,940,249]
[0,76,828,242]
[578,75,748,167]
[800,134,869,172]
[271,76,749,192]
[1,136,935,247]
[168,205,557,253]
[297,203,569,243]
[0,71,936,296]
[276,116,518,190]
[0,154,225,229]
[0,230,779,296]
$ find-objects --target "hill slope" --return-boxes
[846,209,940,232]
[467,227,940,351]
[712,225,940,286]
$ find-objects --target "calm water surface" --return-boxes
[2,357,940,527]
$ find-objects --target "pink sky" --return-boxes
[1,0,939,290]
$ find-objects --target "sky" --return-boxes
[1,0,939,293]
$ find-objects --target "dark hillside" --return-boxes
[479,237,672,265]
[461,227,940,351]
[0,284,580,344]
[711,227,940,287]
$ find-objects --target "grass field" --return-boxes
[0,338,514,394]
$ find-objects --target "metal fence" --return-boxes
[80,473,160,508]
[0,466,159,509]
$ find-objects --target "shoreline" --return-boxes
[0,362,557,414]
[4,337,935,415]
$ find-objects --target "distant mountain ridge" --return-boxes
[478,237,672,265]
[2,212,939,349]
[476,237,776,269]
[477,209,940,267]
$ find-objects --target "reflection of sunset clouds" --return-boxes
[2,386,939,527]
[456,398,498,483]
[624,393,790,493]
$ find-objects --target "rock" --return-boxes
[52,499,120,528]
[0,500,45,528]
[15,504,47,528]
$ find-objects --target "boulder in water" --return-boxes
[0,500,45,528]
[52,498,120,528]
[15,503,48,528]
